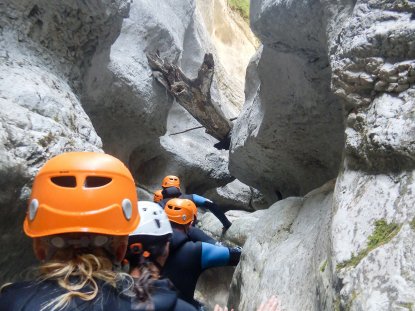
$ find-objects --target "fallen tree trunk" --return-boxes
[146,52,233,145]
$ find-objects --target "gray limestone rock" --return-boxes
[203,179,269,212]
[197,209,255,246]
[328,1,415,309]
[333,169,415,310]
[329,1,415,171]
[228,180,336,311]
[81,0,251,196]
[0,0,129,284]
[0,30,102,282]
[3,0,414,309]
[229,0,345,200]
[227,1,415,309]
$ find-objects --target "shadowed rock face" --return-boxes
[229,0,345,201]
[0,0,122,282]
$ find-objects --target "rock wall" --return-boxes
[229,180,336,310]
[0,0,121,282]
[196,0,258,113]
[228,0,415,310]
[229,0,346,202]
[329,0,415,309]
[81,0,258,204]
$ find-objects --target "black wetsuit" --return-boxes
[131,279,197,311]
[0,280,131,311]
[0,278,196,311]
[161,229,241,308]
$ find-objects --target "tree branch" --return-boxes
[147,52,233,144]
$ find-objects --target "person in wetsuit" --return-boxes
[160,175,232,230]
[161,198,242,310]
[156,175,232,244]
[0,152,138,311]
[154,188,218,245]
[124,200,196,311]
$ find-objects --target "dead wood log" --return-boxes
[146,52,233,144]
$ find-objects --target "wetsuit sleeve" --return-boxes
[201,242,230,270]
[188,226,216,244]
[202,200,232,229]
[190,194,208,206]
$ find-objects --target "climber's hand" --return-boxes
[214,305,234,311]
[257,295,281,311]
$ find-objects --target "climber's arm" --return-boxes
[201,243,241,270]
[192,194,232,230]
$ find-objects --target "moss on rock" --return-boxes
[337,219,401,269]
[410,218,415,231]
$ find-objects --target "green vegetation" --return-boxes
[337,219,401,270]
[401,0,411,9]
[334,292,359,311]
[398,302,414,309]
[333,297,341,311]
[344,291,359,311]
[320,259,328,272]
[227,0,250,21]
[410,218,415,231]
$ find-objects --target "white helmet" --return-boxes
[130,201,172,237]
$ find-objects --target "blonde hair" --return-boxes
[38,247,132,311]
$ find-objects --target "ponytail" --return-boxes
[38,248,132,311]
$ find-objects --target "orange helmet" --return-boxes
[23,152,139,238]
[153,189,163,203]
[164,198,195,225]
[161,175,180,189]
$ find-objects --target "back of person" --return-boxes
[125,201,197,311]
[156,187,217,245]
[0,152,139,311]
[161,199,241,309]
[158,175,232,231]
[161,229,203,306]
[0,280,131,311]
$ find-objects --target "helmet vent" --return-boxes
[84,176,112,188]
[51,176,76,188]
[167,204,181,211]
[155,219,161,228]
